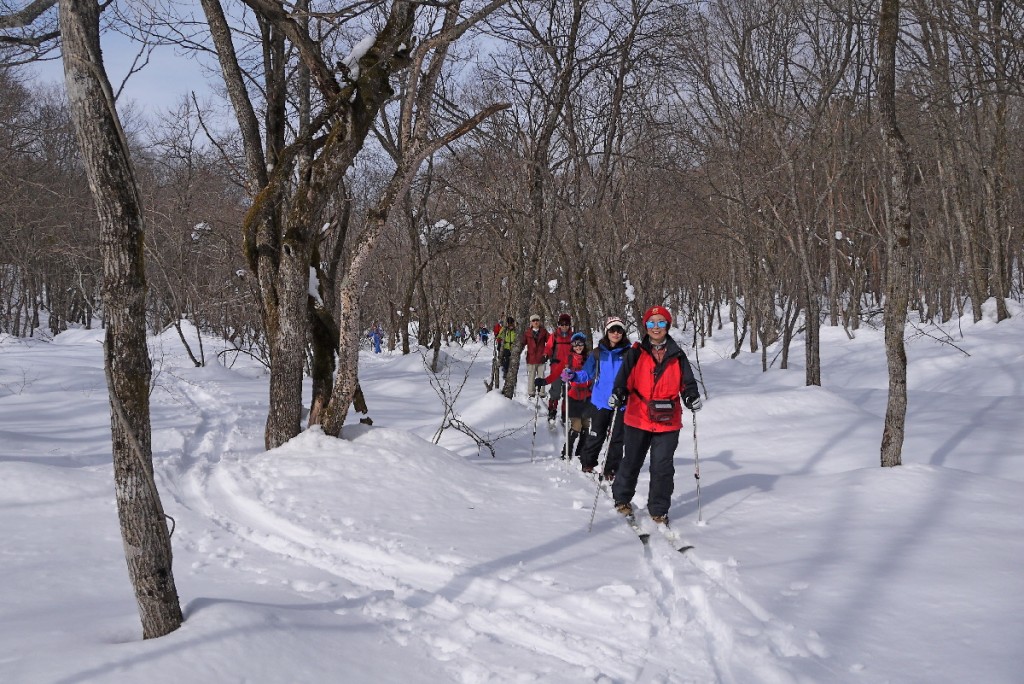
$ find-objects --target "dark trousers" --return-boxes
[499,349,511,377]
[612,425,680,518]
[547,377,565,414]
[579,406,625,473]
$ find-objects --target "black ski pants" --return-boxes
[579,405,625,474]
[499,348,511,377]
[612,425,680,518]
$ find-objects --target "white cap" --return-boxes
[604,316,625,333]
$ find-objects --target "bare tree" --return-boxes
[57,0,182,637]
[320,0,510,434]
[878,0,912,468]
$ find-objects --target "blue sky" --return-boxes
[30,28,215,119]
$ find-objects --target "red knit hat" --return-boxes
[641,305,672,328]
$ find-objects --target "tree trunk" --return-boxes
[59,0,182,638]
[321,201,397,435]
[878,0,912,469]
[307,299,337,427]
[260,235,311,448]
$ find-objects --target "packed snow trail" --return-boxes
[554,457,832,684]
[139,343,835,683]
[152,375,714,681]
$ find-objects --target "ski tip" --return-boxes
[677,545,694,553]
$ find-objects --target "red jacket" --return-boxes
[545,349,592,400]
[544,327,573,371]
[523,326,550,364]
[614,337,698,432]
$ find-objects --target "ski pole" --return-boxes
[588,407,621,532]
[693,412,703,524]
[529,391,541,462]
[562,379,570,462]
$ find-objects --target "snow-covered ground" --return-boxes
[1,301,1022,684]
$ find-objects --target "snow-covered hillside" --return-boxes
[1,302,1022,683]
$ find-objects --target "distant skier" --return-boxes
[524,314,550,399]
[556,332,593,460]
[496,316,517,380]
[368,325,383,354]
[543,312,574,423]
[608,306,702,525]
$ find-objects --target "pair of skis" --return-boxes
[621,510,694,554]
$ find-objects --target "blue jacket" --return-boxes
[574,339,631,410]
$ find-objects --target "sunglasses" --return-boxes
[645,320,668,329]
[572,341,585,346]
[607,327,625,335]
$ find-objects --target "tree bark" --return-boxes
[59,0,182,637]
[878,0,912,469]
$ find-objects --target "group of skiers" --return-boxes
[497,306,703,526]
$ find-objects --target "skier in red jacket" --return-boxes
[608,306,702,526]
[542,312,574,423]
[537,331,593,459]
[524,314,550,398]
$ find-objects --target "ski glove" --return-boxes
[534,377,547,388]
[608,387,627,409]
[683,394,703,412]
[560,367,575,382]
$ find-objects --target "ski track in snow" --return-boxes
[155,377,651,680]
[156,374,830,682]
[558,454,831,684]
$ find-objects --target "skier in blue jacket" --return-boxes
[564,316,631,479]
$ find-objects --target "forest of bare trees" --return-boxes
[3,0,1023,636]
[4,0,1022,424]
[6,4,1020,355]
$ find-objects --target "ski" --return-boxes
[623,512,651,545]
[652,521,694,553]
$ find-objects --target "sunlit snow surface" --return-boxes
[1,301,1022,683]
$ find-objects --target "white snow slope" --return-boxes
[1,300,1022,684]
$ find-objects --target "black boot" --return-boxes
[563,430,579,461]
[575,431,588,460]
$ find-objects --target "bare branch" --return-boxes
[0,0,56,30]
